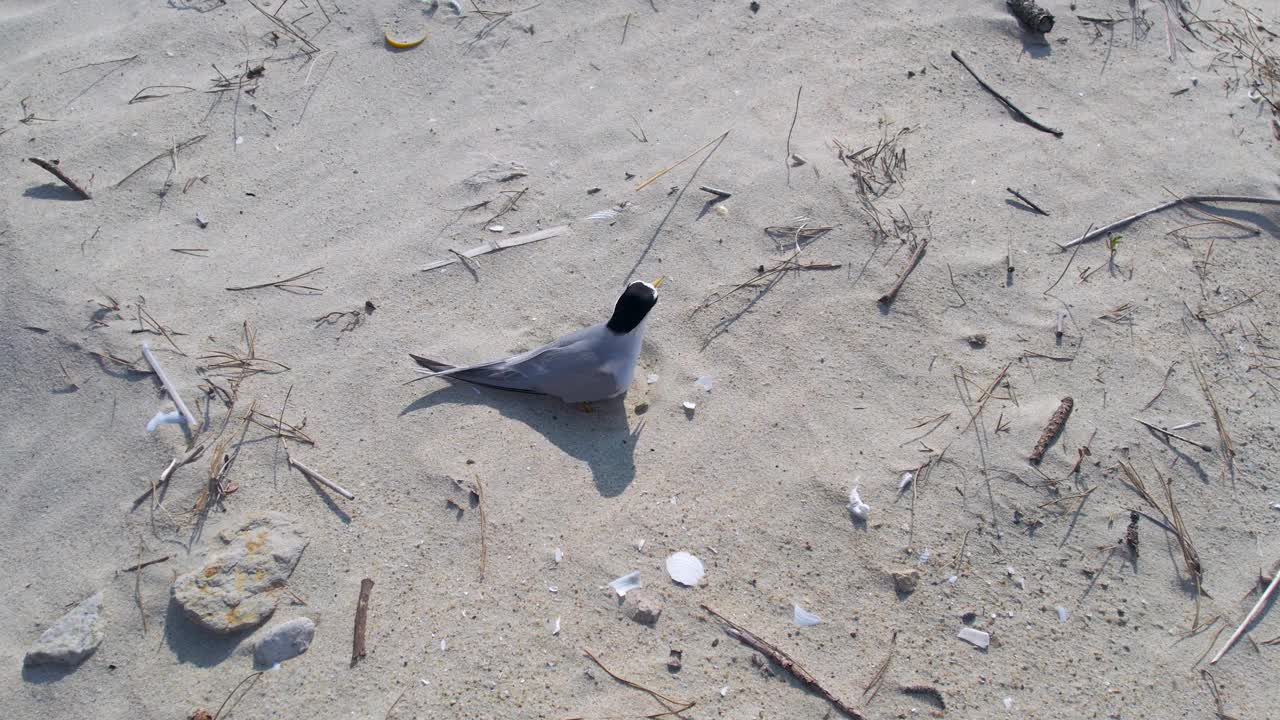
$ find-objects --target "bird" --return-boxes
[410,280,659,403]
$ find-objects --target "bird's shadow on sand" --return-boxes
[400,383,641,497]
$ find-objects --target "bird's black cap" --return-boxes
[606,281,659,334]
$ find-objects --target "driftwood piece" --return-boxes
[1008,0,1055,33]
[28,157,93,199]
[1030,396,1073,464]
[351,578,374,667]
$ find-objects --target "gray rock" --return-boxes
[891,568,921,594]
[624,590,663,626]
[24,592,104,667]
[172,512,306,634]
[254,617,315,666]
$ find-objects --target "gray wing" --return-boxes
[416,324,621,400]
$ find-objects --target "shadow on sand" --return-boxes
[401,383,642,497]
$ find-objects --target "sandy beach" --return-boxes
[3,0,1280,718]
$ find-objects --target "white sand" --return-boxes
[3,0,1279,717]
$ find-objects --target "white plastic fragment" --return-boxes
[665,552,705,587]
[847,485,871,521]
[635,539,646,552]
[1003,697,1014,710]
[646,373,659,384]
[1006,566,1016,577]
[957,627,990,649]
[793,604,822,626]
[487,224,504,232]
[918,548,931,564]
[693,376,714,392]
[548,617,560,635]
[440,639,448,651]
[609,571,642,597]
[719,686,729,697]
[1056,606,1068,624]
[682,401,696,411]
[947,575,959,584]
[553,547,563,564]
[897,472,913,494]
[147,409,184,432]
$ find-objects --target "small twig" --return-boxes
[1143,362,1177,410]
[1133,417,1213,452]
[1030,396,1073,464]
[113,134,206,188]
[701,604,867,720]
[27,157,92,199]
[943,264,968,307]
[1045,241,1083,293]
[1038,486,1096,509]
[950,50,1063,137]
[634,130,731,191]
[621,13,631,44]
[1061,195,1280,250]
[213,671,264,720]
[877,237,929,305]
[121,555,172,572]
[226,266,324,292]
[475,475,489,583]
[288,452,354,499]
[785,85,802,186]
[698,185,732,199]
[1211,567,1280,664]
[574,648,694,719]
[351,577,374,667]
[862,630,898,702]
[141,341,198,428]
[133,539,148,635]
[1191,355,1235,483]
[1007,187,1050,215]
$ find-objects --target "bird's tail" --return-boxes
[407,353,542,395]
[409,354,455,374]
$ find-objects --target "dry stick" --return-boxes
[946,264,966,307]
[1191,355,1235,482]
[1060,195,1280,250]
[141,341,198,428]
[133,539,148,635]
[213,671,263,720]
[701,604,867,720]
[698,185,732,199]
[475,475,489,583]
[113,134,207,188]
[1211,568,1280,664]
[121,555,172,572]
[785,85,802,186]
[877,237,929,305]
[862,629,898,703]
[1007,187,1050,215]
[1142,362,1177,410]
[575,648,694,719]
[1133,417,1213,452]
[27,157,92,199]
[226,266,323,292]
[634,129,731,191]
[950,50,1063,137]
[351,578,374,667]
[385,688,410,720]
[1038,486,1096,509]
[287,452,354,499]
[1029,396,1073,464]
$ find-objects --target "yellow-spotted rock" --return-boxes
[172,513,307,634]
